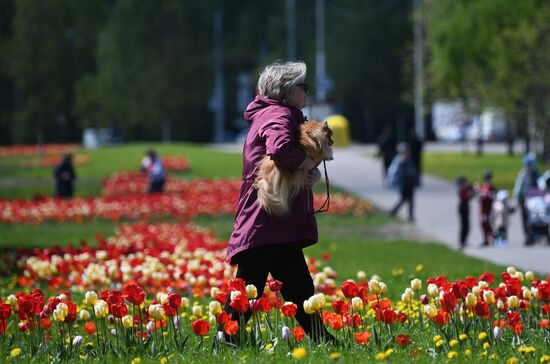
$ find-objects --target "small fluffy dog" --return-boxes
[255,120,334,217]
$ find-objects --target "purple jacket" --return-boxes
[226,96,318,263]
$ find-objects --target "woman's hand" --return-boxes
[305,168,322,188]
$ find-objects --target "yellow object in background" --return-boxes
[326,114,351,147]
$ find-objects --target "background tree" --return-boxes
[426,0,550,157]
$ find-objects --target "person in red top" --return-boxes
[456,176,475,249]
[479,171,496,247]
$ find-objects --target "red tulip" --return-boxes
[433,310,449,325]
[64,301,77,323]
[332,300,350,315]
[395,334,410,347]
[216,311,231,325]
[229,294,249,313]
[84,321,96,335]
[281,303,297,318]
[223,320,238,336]
[123,283,146,305]
[191,319,210,336]
[440,291,458,313]
[474,301,490,320]
[267,279,283,292]
[354,331,371,345]
[0,303,11,320]
[340,281,358,298]
[293,326,305,342]
[167,292,182,310]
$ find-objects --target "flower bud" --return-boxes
[522,289,531,300]
[410,278,422,291]
[84,291,98,305]
[282,325,291,340]
[79,309,91,321]
[483,290,495,304]
[245,284,258,299]
[379,282,387,294]
[472,286,480,298]
[94,300,109,318]
[493,326,502,339]
[303,299,315,314]
[506,266,517,275]
[210,287,220,299]
[420,294,429,305]
[191,305,203,317]
[478,281,489,289]
[525,271,535,281]
[369,279,381,294]
[351,297,364,311]
[428,284,439,297]
[122,315,133,329]
[72,335,83,347]
[209,301,222,316]
[357,271,366,280]
[531,287,539,299]
[497,300,505,310]
[157,293,168,305]
[465,293,477,307]
[507,295,519,309]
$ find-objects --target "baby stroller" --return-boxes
[524,188,550,246]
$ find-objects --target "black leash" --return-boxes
[314,160,330,214]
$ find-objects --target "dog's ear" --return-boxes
[322,121,334,145]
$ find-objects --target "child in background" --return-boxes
[457,175,475,249]
[493,190,514,247]
[479,171,496,247]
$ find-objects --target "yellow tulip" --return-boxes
[410,278,422,291]
[122,315,133,329]
[351,297,363,311]
[245,284,258,299]
[507,296,519,309]
[209,301,222,316]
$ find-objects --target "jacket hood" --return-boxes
[243,96,281,123]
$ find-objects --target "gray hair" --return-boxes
[257,61,307,103]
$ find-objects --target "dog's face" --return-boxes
[300,120,334,163]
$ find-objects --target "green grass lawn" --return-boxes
[0,143,243,199]
[423,151,546,191]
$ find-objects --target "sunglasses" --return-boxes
[295,83,309,94]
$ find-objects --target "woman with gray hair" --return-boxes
[223,61,334,343]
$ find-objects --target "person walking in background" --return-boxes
[479,171,496,247]
[513,153,541,237]
[456,175,474,249]
[377,126,396,186]
[492,190,514,247]
[53,153,76,198]
[408,129,423,186]
[388,143,418,222]
[145,149,166,193]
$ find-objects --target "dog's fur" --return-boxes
[255,120,334,217]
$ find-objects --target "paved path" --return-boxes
[328,145,550,275]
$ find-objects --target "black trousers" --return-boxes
[148,179,165,194]
[223,243,330,340]
[458,203,469,247]
[391,186,414,220]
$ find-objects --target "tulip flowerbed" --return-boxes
[18,154,91,168]
[0,179,373,224]
[2,254,550,363]
[0,144,77,157]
